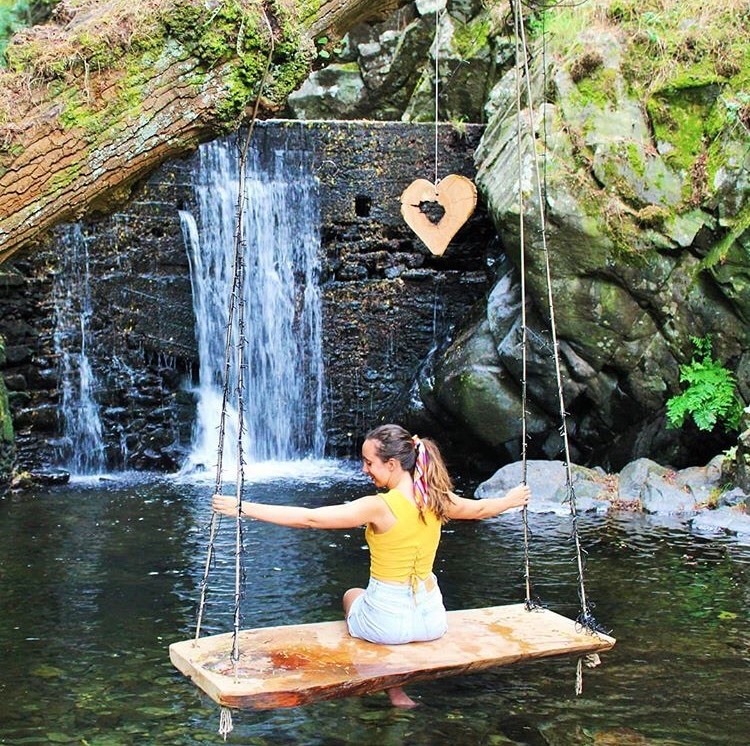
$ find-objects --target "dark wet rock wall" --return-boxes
[0,120,493,474]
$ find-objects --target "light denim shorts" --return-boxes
[346,575,448,645]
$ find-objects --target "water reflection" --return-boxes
[0,469,747,745]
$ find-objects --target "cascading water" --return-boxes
[52,224,106,474]
[181,127,325,474]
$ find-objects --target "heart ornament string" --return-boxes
[399,7,477,256]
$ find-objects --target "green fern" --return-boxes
[666,335,744,432]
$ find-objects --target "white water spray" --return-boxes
[52,224,106,474]
[181,128,325,475]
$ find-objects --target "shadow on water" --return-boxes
[0,469,748,745]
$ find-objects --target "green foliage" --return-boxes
[0,0,55,64]
[1,1,30,62]
[450,115,469,138]
[723,91,750,125]
[666,335,744,432]
[0,335,13,446]
[452,15,491,59]
[0,376,12,443]
[164,1,256,66]
[526,10,550,39]
[315,35,345,61]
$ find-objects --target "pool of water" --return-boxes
[0,465,748,745]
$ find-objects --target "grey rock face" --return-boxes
[416,28,749,470]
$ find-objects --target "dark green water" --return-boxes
[0,466,748,745]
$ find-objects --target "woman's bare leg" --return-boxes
[343,588,418,708]
[342,587,364,616]
[386,687,418,708]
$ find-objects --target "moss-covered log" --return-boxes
[0,0,407,262]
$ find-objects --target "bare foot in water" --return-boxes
[387,687,419,708]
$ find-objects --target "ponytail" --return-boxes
[419,437,454,523]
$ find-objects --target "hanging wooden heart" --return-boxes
[400,174,477,256]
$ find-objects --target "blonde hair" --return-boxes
[365,424,454,524]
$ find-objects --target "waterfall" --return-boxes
[181,127,325,474]
[52,224,106,474]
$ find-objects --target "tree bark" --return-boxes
[0,0,408,263]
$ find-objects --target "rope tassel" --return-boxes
[575,653,602,696]
[575,656,583,696]
[219,706,234,740]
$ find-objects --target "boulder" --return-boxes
[689,507,750,542]
[475,459,611,514]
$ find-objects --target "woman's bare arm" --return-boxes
[211,493,389,530]
[446,484,530,520]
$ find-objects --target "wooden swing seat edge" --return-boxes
[170,603,615,709]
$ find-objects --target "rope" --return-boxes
[433,8,443,186]
[230,133,249,668]
[218,706,233,740]
[512,0,542,614]
[193,146,247,641]
[575,652,602,695]
[187,4,276,733]
[510,0,610,692]
[194,0,275,644]
[511,0,607,625]
[520,4,591,626]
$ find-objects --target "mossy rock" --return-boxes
[646,84,721,173]
[705,227,750,323]
[431,317,546,449]
[592,139,684,208]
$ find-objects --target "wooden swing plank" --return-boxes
[170,604,615,709]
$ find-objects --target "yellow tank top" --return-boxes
[365,488,441,584]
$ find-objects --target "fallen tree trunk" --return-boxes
[0,0,407,262]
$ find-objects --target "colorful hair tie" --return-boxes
[412,435,429,509]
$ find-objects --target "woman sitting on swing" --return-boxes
[212,423,531,708]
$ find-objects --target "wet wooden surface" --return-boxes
[169,604,616,709]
